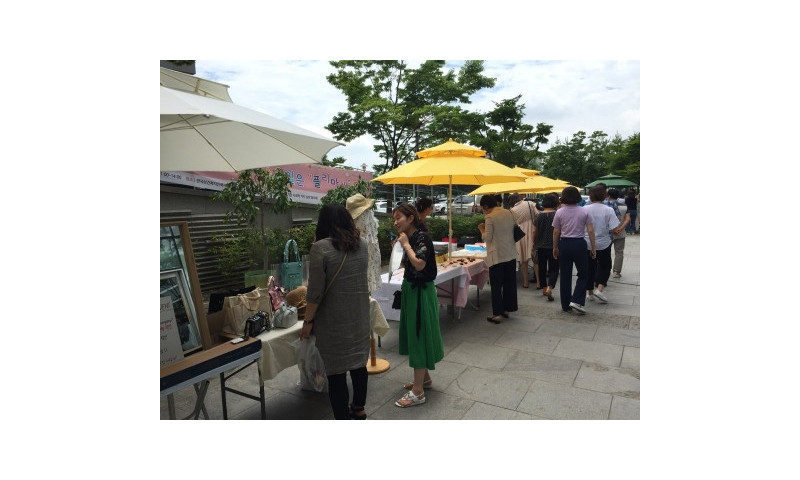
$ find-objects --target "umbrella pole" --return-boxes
[448,178,453,256]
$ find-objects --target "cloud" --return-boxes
[193,60,639,168]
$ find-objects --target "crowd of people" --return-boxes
[297,185,638,419]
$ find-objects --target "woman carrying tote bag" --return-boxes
[299,204,371,420]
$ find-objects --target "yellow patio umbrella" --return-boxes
[468,174,570,195]
[511,166,540,176]
[373,139,527,253]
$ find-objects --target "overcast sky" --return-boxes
[194,60,639,171]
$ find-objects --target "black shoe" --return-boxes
[350,404,367,420]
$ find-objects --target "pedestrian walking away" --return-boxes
[552,187,595,315]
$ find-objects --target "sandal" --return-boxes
[487,315,502,324]
[395,390,426,408]
[350,404,367,420]
[403,380,432,390]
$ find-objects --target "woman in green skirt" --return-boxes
[392,204,444,407]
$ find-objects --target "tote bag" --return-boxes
[222,287,272,336]
[280,239,303,291]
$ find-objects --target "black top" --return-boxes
[402,229,437,283]
[534,211,556,249]
[625,196,638,211]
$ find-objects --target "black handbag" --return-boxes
[392,290,402,309]
[243,311,271,339]
[513,224,526,242]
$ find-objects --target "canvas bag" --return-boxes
[280,239,303,291]
[222,287,272,336]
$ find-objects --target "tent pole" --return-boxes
[448,178,453,256]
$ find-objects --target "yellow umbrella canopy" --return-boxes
[372,139,527,251]
[416,139,486,158]
[511,166,540,176]
[468,175,570,195]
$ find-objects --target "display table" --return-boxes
[373,258,489,321]
[161,337,263,420]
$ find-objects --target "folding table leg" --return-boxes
[167,394,176,420]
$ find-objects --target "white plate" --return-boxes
[389,241,404,273]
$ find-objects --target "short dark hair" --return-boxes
[560,186,582,205]
[316,204,361,252]
[479,194,498,209]
[415,197,433,213]
[508,193,521,205]
[392,203,423,229]
[542,193,559,209]
[607,188,621,199]
[589,186,605,202]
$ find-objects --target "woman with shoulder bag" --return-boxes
[478,194,519,324]
[392,204,444,408]
[300,204,371,420]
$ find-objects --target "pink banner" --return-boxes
[160,164,373,205]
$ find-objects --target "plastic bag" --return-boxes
[291,335,328,392]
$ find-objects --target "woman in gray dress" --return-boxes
[300,205,371,419]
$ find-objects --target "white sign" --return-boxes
[160,296,185,368]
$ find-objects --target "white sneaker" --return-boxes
[612,272,621,278]
[569,302,586,314]
[594,291,608,303]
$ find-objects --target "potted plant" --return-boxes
[211,168,293,288]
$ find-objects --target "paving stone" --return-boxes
[552,338,623,366]
[535,318,598,341]
[444,366,532,410]
[603,303,641,317]
[594,326,640,347]
[609,395,640,420]
[574,362,639,398]
[494,329,561,355]
[462,402,539,420]
[620,346,640,371]
[502,350,583,385]
[517,380,612,419]
[443,341,517,371]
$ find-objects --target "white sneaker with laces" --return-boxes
[594,291,608,303]
[569,302,586,314]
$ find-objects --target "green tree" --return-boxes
[606,133,640,185]
[326,60,496,172]
[468,95,553,169]
[319,178,372,207]
[321,155,347,168]
[211,168,293,272]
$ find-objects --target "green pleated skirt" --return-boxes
[398,279,444,369]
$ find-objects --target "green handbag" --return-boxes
[280,239,303,291]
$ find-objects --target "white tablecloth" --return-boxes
[373,259,489,321]
[255,297,390,380]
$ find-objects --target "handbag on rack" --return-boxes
[267,275,286,312]
[222,287,272,336]
[280,239,303,291]
[272,303,299,328]
[513,224,526,242]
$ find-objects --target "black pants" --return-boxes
[537,247,559,288]
[587,244,613,289]
[489,259,518,316]
[327,366,368,420]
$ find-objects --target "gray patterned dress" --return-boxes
[306,237,371,375]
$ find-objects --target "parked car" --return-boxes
[374,200,388,212]
[451,195,481,215]
[580,195,590,206]
[433,199,448,215]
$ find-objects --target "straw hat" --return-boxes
[346,193,374,220]
[285,286,307,320]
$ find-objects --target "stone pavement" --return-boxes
[160,236,640,420]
